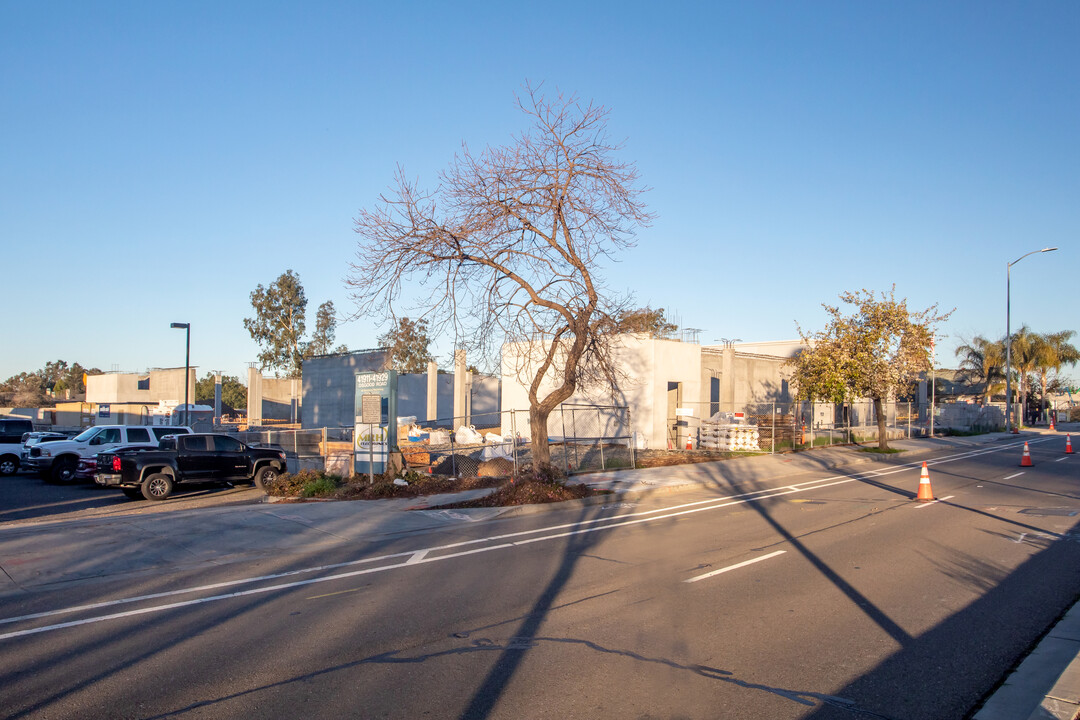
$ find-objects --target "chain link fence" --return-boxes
[225,397,1010,477]
[396,405,634,479]
[670,400,1000,454]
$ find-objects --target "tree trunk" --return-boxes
[530,407,552,471]
[874,397,889,450]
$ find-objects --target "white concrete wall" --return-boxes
[86,368,194,405]
[500,334,701,448]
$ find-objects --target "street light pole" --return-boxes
[1006,248,1057,432]
[170,322,191,428]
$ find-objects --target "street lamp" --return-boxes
[1006,248,1057,431]
[170,322,190,428]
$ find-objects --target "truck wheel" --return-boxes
[254,466,278,491]
[121,488,144,500]
[141,473,174,501]
[51,458,78,484]
[0,455,17,476]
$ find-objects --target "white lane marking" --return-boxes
[684,551,786,583]
[1004,472,1025,480]
[913,495,955,508]
[1056,457,1070,463]
[1015,533,1027,544]
[405,549,429,565]
[0,551,418,627]
[0,477,867,641]
[0,438,1054,640]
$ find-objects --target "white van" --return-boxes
[25,425,193,483]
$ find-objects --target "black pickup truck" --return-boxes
[95,433,288,500]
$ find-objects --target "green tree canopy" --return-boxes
[1,360,101,405]
[614,306,678,339]
[1027,329,1079,416]
[244,271,347,376]
[378,317,434,373]
[954,335,1005,405]
[789,287,952,449]
[194,373,248,410]
[308,300,347,357]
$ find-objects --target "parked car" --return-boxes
[0,417,36,475]
[26,425,194,483]
[96,433,287,500]
[77,444,157,481]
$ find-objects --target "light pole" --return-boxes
[170,322,190,427]
[1006,248,1057,432]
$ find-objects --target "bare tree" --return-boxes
[349,85,653,468]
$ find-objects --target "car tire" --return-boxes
[141,473,174,501]
[0,455,17,476]
[51,458,78,484]
[254,466,278,491]
[121,488,144,500]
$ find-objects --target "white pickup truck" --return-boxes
[26,424,193,483]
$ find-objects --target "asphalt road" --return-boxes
[1,437,1079,719]
[0,467,265,524]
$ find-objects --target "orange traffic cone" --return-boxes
[1050,417,1056,431]
[686,436,693,450]
[1067,434,1073,455]
[917,462,934,502]
[1021,441,1034,467]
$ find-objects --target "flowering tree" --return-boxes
[348,86,652,468]
[789,288,952,449]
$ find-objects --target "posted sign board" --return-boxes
[354,370,397,476]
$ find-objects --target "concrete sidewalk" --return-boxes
[0,428,1076,717]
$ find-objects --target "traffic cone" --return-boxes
[917,462,934,502]
[1067,434,1073,454]
[686,436,693,450]
[1021,441,1034,467]
[1012,424,1020,434]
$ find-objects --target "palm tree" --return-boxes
[1009,326,1040,426]
[1031,330,1080,420]
[954,335,1005,405]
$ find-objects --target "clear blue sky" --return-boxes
[2,1,1077,383]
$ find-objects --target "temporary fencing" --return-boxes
[673,400,967,454]
[397,404,634,479]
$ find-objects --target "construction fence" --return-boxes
[222,399,1011,478]
[672,400,1008,453]
[396,405,635,479]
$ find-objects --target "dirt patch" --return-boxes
[634,448,746,468]
[334,473,504,500]
[437,479,610,508]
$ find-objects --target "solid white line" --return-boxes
[684,551,786,583]
[1056,457,1070,463]
[913,495,955,508]
[1004,472,1025,480]
[0,438,1053,640]
[0,550,418,627]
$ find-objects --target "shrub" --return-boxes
[266,469,343,498]
[301,476,340,498]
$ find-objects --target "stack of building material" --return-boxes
[698,423,760,451]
